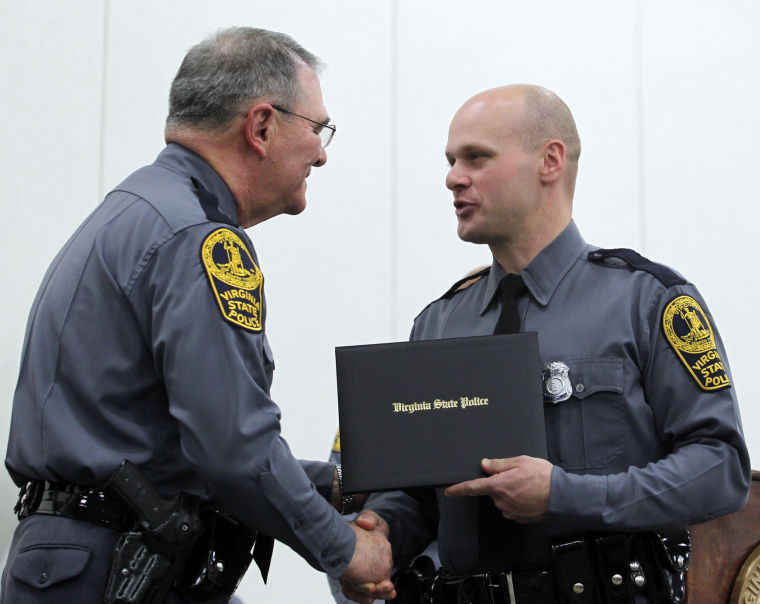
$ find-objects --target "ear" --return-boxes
[244,103,277,158]
[539,140,566,184]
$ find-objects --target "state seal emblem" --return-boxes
[662,295,730,391]
[201,228,263,332]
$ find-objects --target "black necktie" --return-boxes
[478,273,526,570]
[493,274,526,335]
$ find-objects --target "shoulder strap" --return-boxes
[588,248,686,287]
[441,266,490,299]
[191,177,236,226]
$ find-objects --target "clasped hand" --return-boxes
[444,455,553,523]
[339,510,396,603]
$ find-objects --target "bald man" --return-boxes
[358,85,750,604]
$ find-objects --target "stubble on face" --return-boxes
[445,89,540,248]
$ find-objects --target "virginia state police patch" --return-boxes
[201,228,263,332]
[662,295,730,391]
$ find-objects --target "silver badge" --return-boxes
[542,361,572,403]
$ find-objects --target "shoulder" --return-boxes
[413,265,490,324]
[109,164,217,234]
[441,265,491,299]
[586,247,687,288]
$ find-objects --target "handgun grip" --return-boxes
[105,460,176,531]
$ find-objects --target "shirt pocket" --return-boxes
[543,357,624,470]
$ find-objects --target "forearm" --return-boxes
[547,440,750,531]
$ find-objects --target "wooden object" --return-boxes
[685,470,760,603]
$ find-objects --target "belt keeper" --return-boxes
[550,539,597,603]
[593,534,635,603]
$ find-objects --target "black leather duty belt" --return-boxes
[431,569,558,604]
[15,480,132,531]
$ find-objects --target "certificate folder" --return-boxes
[335,333,546,494]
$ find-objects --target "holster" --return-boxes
[173,507,257,600]
[103,493,204,604]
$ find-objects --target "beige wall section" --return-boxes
[0,1,758,602]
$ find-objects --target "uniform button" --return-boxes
[575,383,585,393]
[294,519,303,530]
[331,560,340,567]
[38,572,48,584]
[321,549,329,558]
[573,582,585,594]
[611,574,623,586]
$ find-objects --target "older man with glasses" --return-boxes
[2,26,392,604]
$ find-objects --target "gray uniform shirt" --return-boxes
[6,143,355,578]
[368,220,749,573]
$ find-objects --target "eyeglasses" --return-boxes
[272,105,336,148]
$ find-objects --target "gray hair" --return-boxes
[165,27,321,132]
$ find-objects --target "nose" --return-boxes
[313,146,327,168]
[446,163,469,191]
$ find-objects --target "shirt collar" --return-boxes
[153,143,240,227]
[478,220,587,314]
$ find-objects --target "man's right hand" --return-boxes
[339,510,396,603]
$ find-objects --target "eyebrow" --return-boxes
[445,143,494,161]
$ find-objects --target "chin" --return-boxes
[285,198,308,216]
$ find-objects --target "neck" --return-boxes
[166,126,257,226]
[489,214,571,274]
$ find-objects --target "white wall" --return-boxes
[1,1,757,602]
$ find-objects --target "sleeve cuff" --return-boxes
[546,466,607,529]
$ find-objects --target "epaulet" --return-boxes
[441,266,490,300]
[587,248,686,288]
[191,177,236,226]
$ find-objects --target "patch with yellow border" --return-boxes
[332,430,341,454]
[201,228,263,332]
[662,295,730,391]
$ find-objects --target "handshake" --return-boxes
[339,510,396,603]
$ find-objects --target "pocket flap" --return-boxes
[567,357,623,399]
[10,545,92,589]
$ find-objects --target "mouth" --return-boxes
[454,198,476,217]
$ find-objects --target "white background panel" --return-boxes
[1,0,758,602]
[0,0,105,548]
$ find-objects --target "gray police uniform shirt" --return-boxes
[367,220,750,573]
[5,143,355,578]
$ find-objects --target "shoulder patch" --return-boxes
[201,228,263,332]
[441,266,490,300]
[662,295,730,391]
[588,248,686,287]
[332,430,341,454]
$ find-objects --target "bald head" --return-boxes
[445,84,579,270]
[458,84,581,193]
